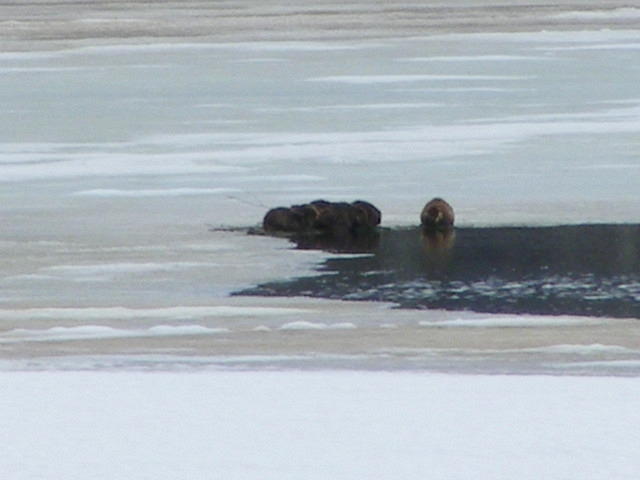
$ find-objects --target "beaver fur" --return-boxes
[263,199,381,235]
[420,197,454,230]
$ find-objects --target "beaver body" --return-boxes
[263,199,381,235]
[263,207,307,233]
[352,200,382,229]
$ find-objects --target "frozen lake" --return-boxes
[2,3,640,479]
[1,5,640,375]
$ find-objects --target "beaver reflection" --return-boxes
[292,229,380,253]
[421,228,456,272]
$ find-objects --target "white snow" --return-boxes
[558,360,640,370]
[539,42,640,51]
[419,315,606,328]
[0,306,312,321]
[308,74,528,83]
[146,325,228,336]
[1,14,640,479]
[279,320,328,330]
[329,322,358,329]
[72,188,241,197]
[279,321,357,330]
[1,371,639,480]
[1,324,228,342]
[553,7,640,20]
[0,66,88,74]
[42,262,219,276]
[0,152,249,181]
[507,344,637,355]
[398,55,553,62]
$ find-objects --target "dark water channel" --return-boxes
[238,225,640,318]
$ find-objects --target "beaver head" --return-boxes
[352,200,382,229]
[308,200,339,231]
[290,203,318,231]
[420,197,454,230]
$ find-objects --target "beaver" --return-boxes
[263,207,307,233]
[308,200,358,234]
[308,200,338,231]
[352,200,382,229]
[289,203,318,230]
[263,199,381,235]
[420,197,454,230]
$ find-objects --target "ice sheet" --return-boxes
[1,17,639,373]
[1,371,639,480]
[553,7,640,21]
[418,315,605,328]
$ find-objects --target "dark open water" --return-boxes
[239,225,640,318]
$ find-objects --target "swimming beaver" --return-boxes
[420,197,454,229]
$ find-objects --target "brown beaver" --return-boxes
[420,197,454,230]
[308,200,341,231]
[352,200,382,229]
[263,199,381,235]
[263,207,307,233]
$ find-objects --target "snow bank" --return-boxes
[1,371,639,480]
[1,324,228,342]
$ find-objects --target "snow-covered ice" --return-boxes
[1,324,228,342]
[1,371,639,480]
[279,320,357,330]
[1,4,640,478]
[418,315,606,328]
